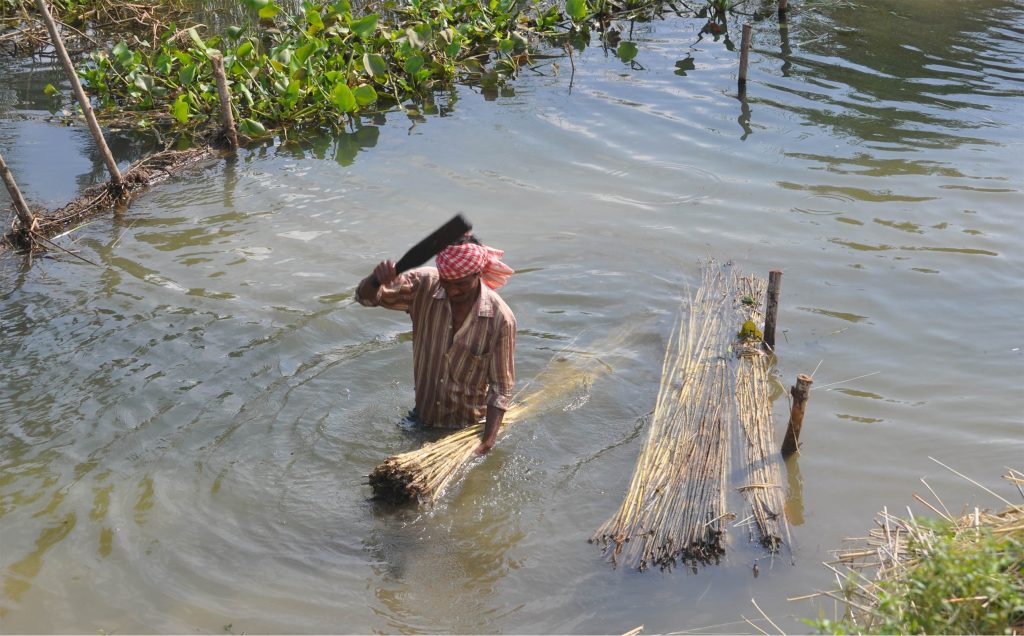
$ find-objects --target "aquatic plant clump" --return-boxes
[62,0,564,135]
[803,467,1024,635]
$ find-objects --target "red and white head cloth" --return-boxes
[436,241,514,289]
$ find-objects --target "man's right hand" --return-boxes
[372,260,398,287]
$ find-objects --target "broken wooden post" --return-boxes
[763,269,782,350]
[781,373,812,456]
[738,23,752,88]
[211,55,239,151]
[779,0,789,21]
[0,152,37,232]
[33,0,123,188]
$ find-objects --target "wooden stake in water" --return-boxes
[0,152,36,231]
[763,269,782,350]
[211,56,239,151]
[779,0,789,22]
[781,373,813,456]
[33,0,123,188]
[738,23,753,88]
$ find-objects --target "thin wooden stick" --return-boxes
[929,456,1014,507]
[33,0,123,187]
[0,151,36,230]
[751,598,785,636]
[781,374,812,456]
[211,55,239,150]
[738,23,752,87]
[763,269,782,350]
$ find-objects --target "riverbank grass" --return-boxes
[806,468,1023,635]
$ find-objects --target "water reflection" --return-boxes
[783,455,803,526]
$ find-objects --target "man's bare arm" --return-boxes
[475,404,505,455]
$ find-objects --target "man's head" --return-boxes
[437,235,485,304]
[436,234,514,295]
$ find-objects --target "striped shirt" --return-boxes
[357,267,516,428]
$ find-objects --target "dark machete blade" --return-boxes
[394,214,472,274]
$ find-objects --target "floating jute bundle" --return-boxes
[592,260,789,571]
[369,328,635,505]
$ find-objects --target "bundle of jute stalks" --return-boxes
[369,329,632,505]
[592,260,789,570]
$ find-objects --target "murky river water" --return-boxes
[2,1,1023,633]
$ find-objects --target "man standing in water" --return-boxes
[356,234,516,455]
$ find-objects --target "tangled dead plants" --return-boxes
[4,145,212,252]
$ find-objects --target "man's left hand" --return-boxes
[474,441,493,456]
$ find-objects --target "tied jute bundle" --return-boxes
[592,260,789,570]
[369,328,636,505]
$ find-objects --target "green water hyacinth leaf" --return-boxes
[445,40,461,57]
[498,38,514,55]
[43,83,59,97]
[331,83,357,112]
[178,63,197,86]
[237,41,254,58]
[134,74,155,93]
[617,41,637,62]
[112,41,133,67]
[155,54,173,76]
[172,93,190,123]
[227,26,244,40]
[411,24,432,49]
[258,2,280,19]
[353,84,378,105]
[239,118,266,136]
[351,14,378,40]
[565,0,587,22]
[363,52,388,77]
[403,53,424,75]
[305,6,324,30]
[187,27,205,50]
[295,41,319,64]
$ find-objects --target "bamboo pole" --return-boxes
[763,269,782,350]
[0,152,37,230]
[778,0,789,22]
[211,55,239,151]
[33,0,123,188]
[781,373,812,456]
[738,23,752,88]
